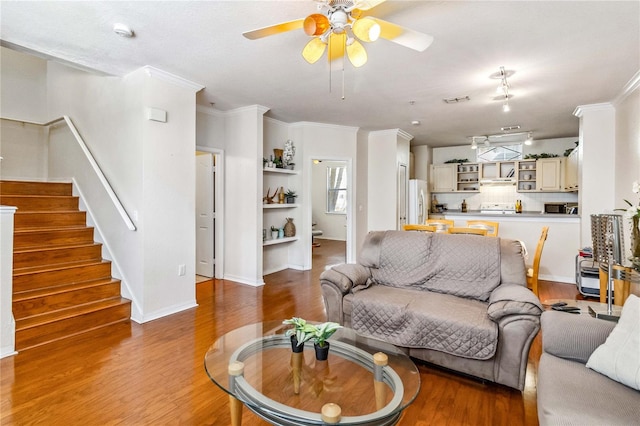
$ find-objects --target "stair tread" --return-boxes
[14,259,111,276]
[13,278,121,301]
[14,242,101,254]
[14,225,92,234]
[16,297,131,330]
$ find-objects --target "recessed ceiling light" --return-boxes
[411,120,420,126]
[113,23,134,38]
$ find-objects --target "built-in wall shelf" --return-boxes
[263,168,299,175]
[263,236,299,246]
[263,204,299,209]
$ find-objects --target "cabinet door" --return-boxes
[431,164,456,192]
[537,158,563,191]
[564,149,579,190]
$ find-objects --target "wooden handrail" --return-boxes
[1,116,136,231]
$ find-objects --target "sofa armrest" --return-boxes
[541,310,616,364]
[487,284,543,321]
[320,264,371,324]
[319,264,371,294]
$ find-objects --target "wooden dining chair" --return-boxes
[425,219,454,232]
[466,220,499,237]
[403,224,437,233]
[527,226,549,297]
[447,227,488,236]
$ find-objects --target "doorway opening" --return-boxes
[195,148,224,280]
[311,159,348,269]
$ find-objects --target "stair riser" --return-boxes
[13,281,122,318]
[14,228,94,249]
[15,301,131,351]
[0,181,72,196]
[14,212,86,229]
[0,196,79,211]
[14,245,102,269]
[13,262,112,292]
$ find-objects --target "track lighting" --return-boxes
[484,137,491,146]
[491,66,514,113]
[524,132,533,145]
[469,131,534,149]
[503,102,511,113]
[471,138,478,150]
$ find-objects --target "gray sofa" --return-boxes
[537,311,640,425]
[320,230,542,391]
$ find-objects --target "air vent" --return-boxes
[501,125,521,131]
[443,96,470,104]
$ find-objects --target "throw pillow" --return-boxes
[586,294,640,391]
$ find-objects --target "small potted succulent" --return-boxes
[270,226,279,240]
[283,317,316,353]
[285,189,297,204]
[312,321,342,360]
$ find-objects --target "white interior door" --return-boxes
[196,153,214,277]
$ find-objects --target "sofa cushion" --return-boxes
[351,285,498,360]
[586,294,640,391]
[418,233,501,301]
[538,352,640,426]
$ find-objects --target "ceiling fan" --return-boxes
[243,0,434,68]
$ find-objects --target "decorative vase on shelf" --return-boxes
[271,230,278,240]
[284,218,296,237]
[278,228,284,238]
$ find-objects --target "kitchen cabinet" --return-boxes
[431,163,479,192]
[564,148,579,191]
[430,164,456,192]
[517,160,537,192]
[537,158,564,191]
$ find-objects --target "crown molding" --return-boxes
[573,102,614,118]
[614,69,640,105]
[142,66,204,92]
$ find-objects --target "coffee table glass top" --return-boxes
[204,321,420,424]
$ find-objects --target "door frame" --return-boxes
[195,146,224,279]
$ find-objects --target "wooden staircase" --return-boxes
[1,180,131,351]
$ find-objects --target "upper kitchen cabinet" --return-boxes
[516,160,537,192]
[430,164,456,192]
[537,158,564,191]
[564,148,579,191]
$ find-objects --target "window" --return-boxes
[327,166,347,214]
[476,143,523,162]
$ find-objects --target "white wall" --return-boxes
[196,105,226,150]
[355,130,369,259]
[367,129,412,231]
[0,47,47,121]
[223,105,268,285]
[311,160,347,241]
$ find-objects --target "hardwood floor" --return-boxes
[1,239,583,425]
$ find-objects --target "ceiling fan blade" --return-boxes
[355,0,388,11]
[243,19,304,40]
[371,18,434,52]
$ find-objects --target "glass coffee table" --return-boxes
[204,321,420,425]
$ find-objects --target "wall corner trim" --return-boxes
[573,102,614,118]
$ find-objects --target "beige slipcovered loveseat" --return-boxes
[320,230,542,390]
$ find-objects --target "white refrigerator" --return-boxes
[408,179,428,224]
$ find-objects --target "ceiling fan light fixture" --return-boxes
[302,37,327,64]
[352,17,381,42]
[303,14,330,36]
[346,39,368,67]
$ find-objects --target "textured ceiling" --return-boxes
[1,1,639,147]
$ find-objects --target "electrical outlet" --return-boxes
[178,264,186,276]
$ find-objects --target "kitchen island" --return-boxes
[428,211,580,283]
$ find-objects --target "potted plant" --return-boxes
[285,189,297,204]
[270,226,279,240]
[283,317,316,353]
[312,322,342,360]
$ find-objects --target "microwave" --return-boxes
[544,202,567,214]
[544,202,578,214]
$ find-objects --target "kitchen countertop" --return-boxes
[432,210,580,219]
